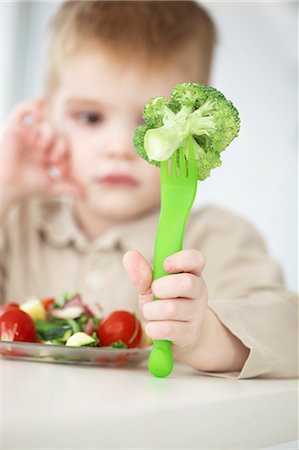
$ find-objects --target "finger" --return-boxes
[12,123,40,151]
[10,108,41,148]
[53,138,73,176]
[33,123,56,158]
[152,273,207,300]
[123,250,153,319]
[46,137,66,164]
[26,129,52,163]
[143,298,198,322]
[12,100,44,126]
[123,250,153,295]
[45,135,86,199]
[163,249,206,276]
[145,320,199,347]
[12,102,38,122]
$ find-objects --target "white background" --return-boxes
[1,1,298,291]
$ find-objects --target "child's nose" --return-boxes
[105,131,137,160]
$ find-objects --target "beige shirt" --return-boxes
[0,197,297,379]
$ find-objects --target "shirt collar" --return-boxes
[36,197,159,260]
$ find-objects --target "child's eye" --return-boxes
[76,112,104,125]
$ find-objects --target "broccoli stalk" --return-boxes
[133,82,240,181]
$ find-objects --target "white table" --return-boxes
[0,358,298,449]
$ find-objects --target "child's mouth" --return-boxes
[96,174,139,187]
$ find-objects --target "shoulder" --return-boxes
[6,195,65,222]
[186,204,267,251]
[1,196,71,239]
[188,204,255,229]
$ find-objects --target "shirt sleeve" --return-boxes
[187,207,298,379]
[0,199,33,305]
[0,215,9,305]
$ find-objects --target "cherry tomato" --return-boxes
[97,310,142,348]
[6,302,19,308]
[41,298,55,311]
[0,303,19,317]
[0,309,35,342]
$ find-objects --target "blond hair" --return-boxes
[45,1,216,93]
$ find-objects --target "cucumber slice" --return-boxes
[35,321,72,340]
[60,329,73,342]
[65,332,96,347]
[66,319,80,334]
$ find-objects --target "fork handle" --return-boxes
[148,209,191,378]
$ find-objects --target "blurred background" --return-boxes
[1,1,298,291]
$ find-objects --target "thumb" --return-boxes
[123,250,153,318]
[123,250,152,294]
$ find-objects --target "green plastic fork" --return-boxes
[148,136,198,378]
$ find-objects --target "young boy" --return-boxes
[0,1,297,378]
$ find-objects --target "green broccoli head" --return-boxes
[134,126,160,169]
[133,82,240,180]
[143,96,170,128]
[170,82,208,112]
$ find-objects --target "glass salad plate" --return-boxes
[0,340,151,367]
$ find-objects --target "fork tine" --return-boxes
[171,152,178,177]
[160,160,168,178]
[179,147,187,177]
[187,136,197,178]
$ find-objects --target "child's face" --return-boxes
[49,50,195,223]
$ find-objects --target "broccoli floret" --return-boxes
[134,125,160,168]
[133,82,240,181]
[143,96,170,128]
[170,82,208,112]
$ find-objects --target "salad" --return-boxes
[0,293,151,349]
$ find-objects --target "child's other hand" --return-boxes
[1,99,83,206]
[123,249,209,359]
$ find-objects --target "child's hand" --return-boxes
[123,249,209,359]
[1,99,82,208]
